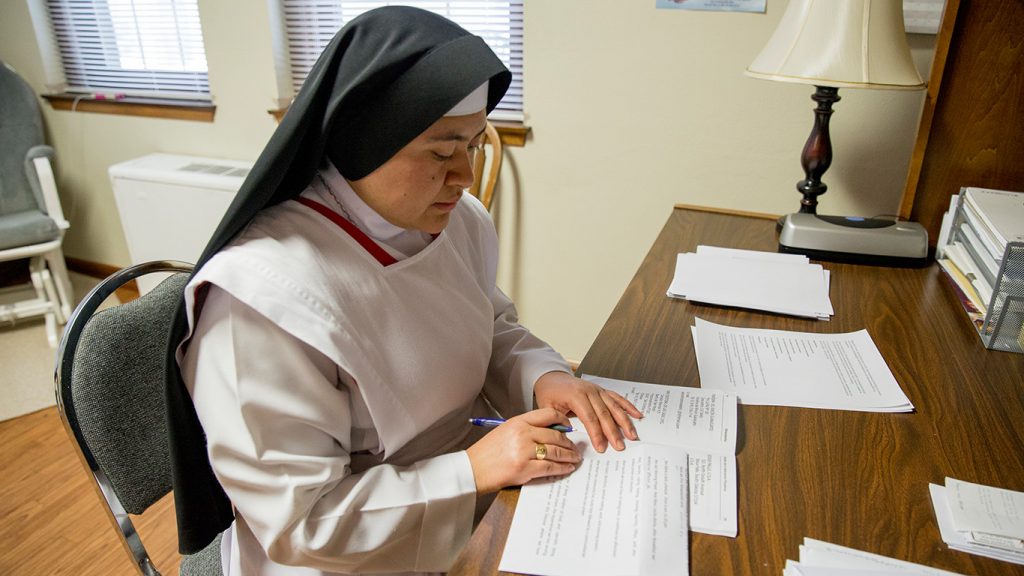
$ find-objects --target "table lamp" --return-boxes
[746,0,930,266]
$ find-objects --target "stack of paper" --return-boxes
[499,441,689,576]
[692,317,914,412]
[940,242,992,315]
[498,377,739,576]
[929,478,1024,565]
[667,245,833,319]
[936,255,986,330]
[584,376,738,537]
[936,195,985,329]
[936,187,1024,325]
[935,193,959,259]
[783,538,965,575]
[962,187,1024,261]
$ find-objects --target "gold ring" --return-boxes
[535,443,548,460]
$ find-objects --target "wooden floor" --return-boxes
[0,407,182,575]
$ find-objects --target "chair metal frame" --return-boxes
[55,260,194,576]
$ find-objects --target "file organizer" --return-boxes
[946,193,1024,354]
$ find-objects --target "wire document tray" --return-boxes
[944,191,1024,354]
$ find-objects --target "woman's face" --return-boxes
[348,110,487,235]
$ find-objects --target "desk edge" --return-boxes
[674,203,780,221]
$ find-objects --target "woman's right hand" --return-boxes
[465,408,581,494]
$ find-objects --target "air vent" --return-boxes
[176,163,250,178]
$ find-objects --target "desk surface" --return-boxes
[451,206,1024,576]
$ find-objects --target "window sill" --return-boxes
[489,121,531,147]
[43,93,216,122]
[267,108,531,147]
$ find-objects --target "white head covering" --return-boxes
[444,82,489,116]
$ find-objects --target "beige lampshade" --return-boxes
[745,0,925,90]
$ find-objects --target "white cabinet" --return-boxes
[109,153,251,294]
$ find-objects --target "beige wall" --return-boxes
[0,0,935,361]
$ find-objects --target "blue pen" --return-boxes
[468,417,574,433]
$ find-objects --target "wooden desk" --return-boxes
[451,206,1024,575]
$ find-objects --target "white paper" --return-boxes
[668,249,832,319]
[693,318,913,411]
[930,484,1024,565]
[794,537,966,575]
[585,375,735,453]
[935,193,959,259]
[695,245,808,264]
[960,200,1004,262]
[497,377,743,575]
[945,477,1024,540]
[584,375,738,536]
[499,443,689,576]
[957,223,1000,278]
[790,567,911,576]
[783,559,804,576]
[964,187,1024,251]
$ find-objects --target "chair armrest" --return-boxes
[25,145,69,230]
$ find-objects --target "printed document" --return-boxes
[782,537,965,575]
[498,378,739,576]
[585,375,737,536]
[498,442,689,576]
[930,479,1024,565]
[692,318,913,411]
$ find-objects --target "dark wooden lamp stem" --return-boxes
[797,85,841,214]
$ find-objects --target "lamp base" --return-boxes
[777,213,929,267]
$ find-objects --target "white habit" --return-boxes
[178,168,570,575]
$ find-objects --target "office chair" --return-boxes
[55,260,223,576]
[0,61,73,346]
[468,121,503,212]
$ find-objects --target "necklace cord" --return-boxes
[317,172,358,225]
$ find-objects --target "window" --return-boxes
[279,1,524,120]
[41,0,211,101]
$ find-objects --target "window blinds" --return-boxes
[281,1,523,117]
[45,0,210,99]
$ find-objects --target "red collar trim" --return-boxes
[294,197,398,267]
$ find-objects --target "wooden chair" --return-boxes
[468,121,503,212]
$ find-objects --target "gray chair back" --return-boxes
[55,260,223,576]
[0,61,59,250]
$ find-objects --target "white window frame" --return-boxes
[271,1,524,121]
[28,0,212,101]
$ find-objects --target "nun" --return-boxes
[165,6,641,574]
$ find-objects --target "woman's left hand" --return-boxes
[533,371,643,453]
